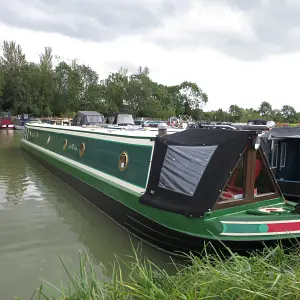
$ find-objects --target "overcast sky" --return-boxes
[0,0,299,111]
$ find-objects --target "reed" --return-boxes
[23,242,300,300]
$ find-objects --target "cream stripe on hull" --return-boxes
[220,231,300,236]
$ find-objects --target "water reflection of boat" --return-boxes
[0,130,30,205]
[22,152,170,266]
[20,115,300,255]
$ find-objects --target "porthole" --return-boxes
[79,143,85,157]
[63,139,68,151]
[47,136,51,144]
[118,152,128,171]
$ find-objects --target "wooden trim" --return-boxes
[253,192,279,201]
[244,149,256,199]
[213,145,281,211]
[216,193,280,209]
[213,146,247,211]
[256,147,281,197]
[217,198,262,209]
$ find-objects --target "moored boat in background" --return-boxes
[13,114,31,130]
[20,117,300,255]
[0,112,14,129]
[261,127,300,201]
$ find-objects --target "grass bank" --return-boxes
[23,243,300,300]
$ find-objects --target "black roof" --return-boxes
[140,128,260,217]
[260,127,300,157]
[248,119,268,123]
[263,127,300,139]
[233,124,269,131]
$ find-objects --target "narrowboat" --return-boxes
[20,120,300,254]
[261,127,300,201]
[72,111,105,126]
[72,111,184,133]
[0,111,14,129]
[13,114,31,130]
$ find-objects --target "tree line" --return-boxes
[0,40,299,123]
[205,102,299,124]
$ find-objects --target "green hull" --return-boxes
[21,123,300,253]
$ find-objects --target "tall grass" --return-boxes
[23,242,300,300]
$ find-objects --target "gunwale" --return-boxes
[26,122,184,140]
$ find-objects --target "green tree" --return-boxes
[3,39,300,125]
[0,40,27,113]
[259,101,272,117]
[281,105,297,123]
[38,47,55,116]
[228,105,243,122]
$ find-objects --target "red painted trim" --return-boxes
[267,222,300,232]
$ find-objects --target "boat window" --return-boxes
[63,139,68,151]
[280,142,287,168]
[271,141,278,168]
[117,114,134,125]
[254,150,276,196]
[158,145,217,196]
[1,112,9,118]
[119,152,129,171]
[79,143,85,157]
[219,152,245,201]
[87,115,104,124]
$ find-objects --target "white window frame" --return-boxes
[280,142,287,168]
[271,142,278,169]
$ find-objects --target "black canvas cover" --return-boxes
[267,127,300,139]
[261,127,300,157]
[73,111,105,126]
[140,129,258,217]
[260,131,272,156]
[261,128,300,184]
[232,124,269,131]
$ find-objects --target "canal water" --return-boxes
[0,130,171,299]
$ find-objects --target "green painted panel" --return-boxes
[25,127,152,188]
[222,223,261,234]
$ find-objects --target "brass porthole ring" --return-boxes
[47,136,51,144]
[118,151,129,171]
[63,139,68,150]
[79,143,85,157]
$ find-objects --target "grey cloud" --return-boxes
[1,0,300,60]
[152,0,300,60]
[0,0,192,42]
